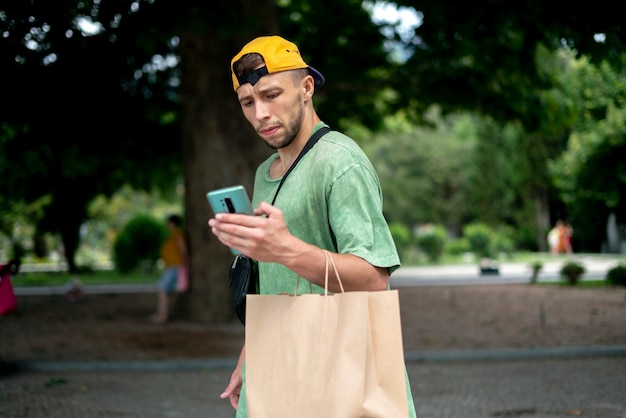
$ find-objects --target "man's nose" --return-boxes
[255,101,271,121]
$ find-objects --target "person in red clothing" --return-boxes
[547,220,574,255]
[563,222,574,254]
[151,214,187,324]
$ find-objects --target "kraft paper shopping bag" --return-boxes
[245,251,409,418]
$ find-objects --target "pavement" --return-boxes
[3,254,626,418]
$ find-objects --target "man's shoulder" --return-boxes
[317,130,371,162]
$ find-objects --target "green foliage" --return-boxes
[462,222,517,259]
[469,117,517,226]
[463,222,494,258]
[444,238,470,256]
[559,260,586,286]
[530,260,544,270]
[15,269,157,287]
[0,1,182,272]
[388,0,625,124]
[529,260,543,284]
[388,222,412,261]
[606,263,626,287]
[113,215,167,274]
[491,225,516,258]
[364,107,477,234]
[550,55,626,251]
[415,223,447,263]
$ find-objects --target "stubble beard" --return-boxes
[264,101,304,150]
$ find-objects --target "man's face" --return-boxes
[236,70,305,150]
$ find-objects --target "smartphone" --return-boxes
[207,185,254,254]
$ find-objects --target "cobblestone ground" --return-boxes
[1,357,625,417]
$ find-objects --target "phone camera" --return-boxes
[225,197,236,213]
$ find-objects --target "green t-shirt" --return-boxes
[251,123,400,295]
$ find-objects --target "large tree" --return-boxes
[0,0,181,271]
[551,55,626,251]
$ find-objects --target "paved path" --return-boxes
[391,254,624,287]
[2,357,625,417]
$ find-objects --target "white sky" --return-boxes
[370,1,422,35]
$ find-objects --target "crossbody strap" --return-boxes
[270,126,331,205]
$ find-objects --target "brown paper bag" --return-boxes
[245,251,409,418]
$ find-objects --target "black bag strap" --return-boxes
[270,126,331,205]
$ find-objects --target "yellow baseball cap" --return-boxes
[230,35,325,91]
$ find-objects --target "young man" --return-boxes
[209,35,417,417]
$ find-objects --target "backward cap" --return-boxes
[230,35,325,91]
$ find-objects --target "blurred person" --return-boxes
[563,222,574,254]
[548,220,564,255]
[151,214,187,324]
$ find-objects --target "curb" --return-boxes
[7,345,626,373]
[4,358,238,373]
[404,344,626,362]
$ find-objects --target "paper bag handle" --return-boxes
[293,250,345,296]
[323,250,345,295]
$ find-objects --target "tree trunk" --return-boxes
[178,0,278,322]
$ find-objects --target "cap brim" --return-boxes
[309,66,325,88]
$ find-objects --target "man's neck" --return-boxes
[273,114,322,177]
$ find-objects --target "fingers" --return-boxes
[230,394,239,410]
[219,389,240,410]
[208,202,289,260]
[208,202,282,228]
[253,201,277,217]
[220,373,242,410]
[211,212,258,226]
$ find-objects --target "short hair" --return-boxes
[233,53,265,78]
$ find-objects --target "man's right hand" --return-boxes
[220,367,243,410]
[220,345,245,410]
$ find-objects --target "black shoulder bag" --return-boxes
[229,126,331,325]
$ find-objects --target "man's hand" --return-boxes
[220,346,245,410]
[209,202,296,262]
[220,366,242,410]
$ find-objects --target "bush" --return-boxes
[492,225,515,258]
[445,237,470,256]
[415,224,447,263]
[529,260,543,284]
[560,260,586,286]
[463,222,494,258]
[389,222,413,261]
[113,214,167,274]
[606,263,626,286]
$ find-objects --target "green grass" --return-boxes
[540,279,616,288]
[14,269,156,287]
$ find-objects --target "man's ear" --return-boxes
[303,75,315,99]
